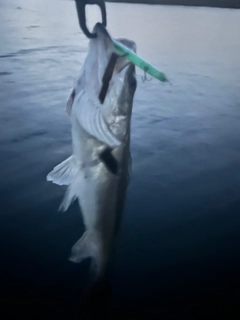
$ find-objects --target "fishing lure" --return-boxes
[113,39,168,83]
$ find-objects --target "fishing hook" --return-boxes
[75,0,107,39]
[141,66,152,82]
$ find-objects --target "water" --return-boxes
[0,0,240,318]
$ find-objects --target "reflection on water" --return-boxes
[0,0,240,318]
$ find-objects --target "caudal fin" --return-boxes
[69,231,107,280]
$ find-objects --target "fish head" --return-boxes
[85,22,137,97]
[72,23,137,146]
[92,23,137,142]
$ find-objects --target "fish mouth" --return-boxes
[93,23,134,75]
[94,22,112,40]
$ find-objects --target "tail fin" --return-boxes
[69,231,107,280]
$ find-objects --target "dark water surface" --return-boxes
[0,0,240,318]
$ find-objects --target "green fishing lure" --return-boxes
[113,39,168,83]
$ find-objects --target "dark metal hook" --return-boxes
[141,66,152,82]
[75,0,107,39]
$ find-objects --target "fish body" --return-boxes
[47,23,137,280]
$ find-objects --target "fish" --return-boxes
[47,23,137,281]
